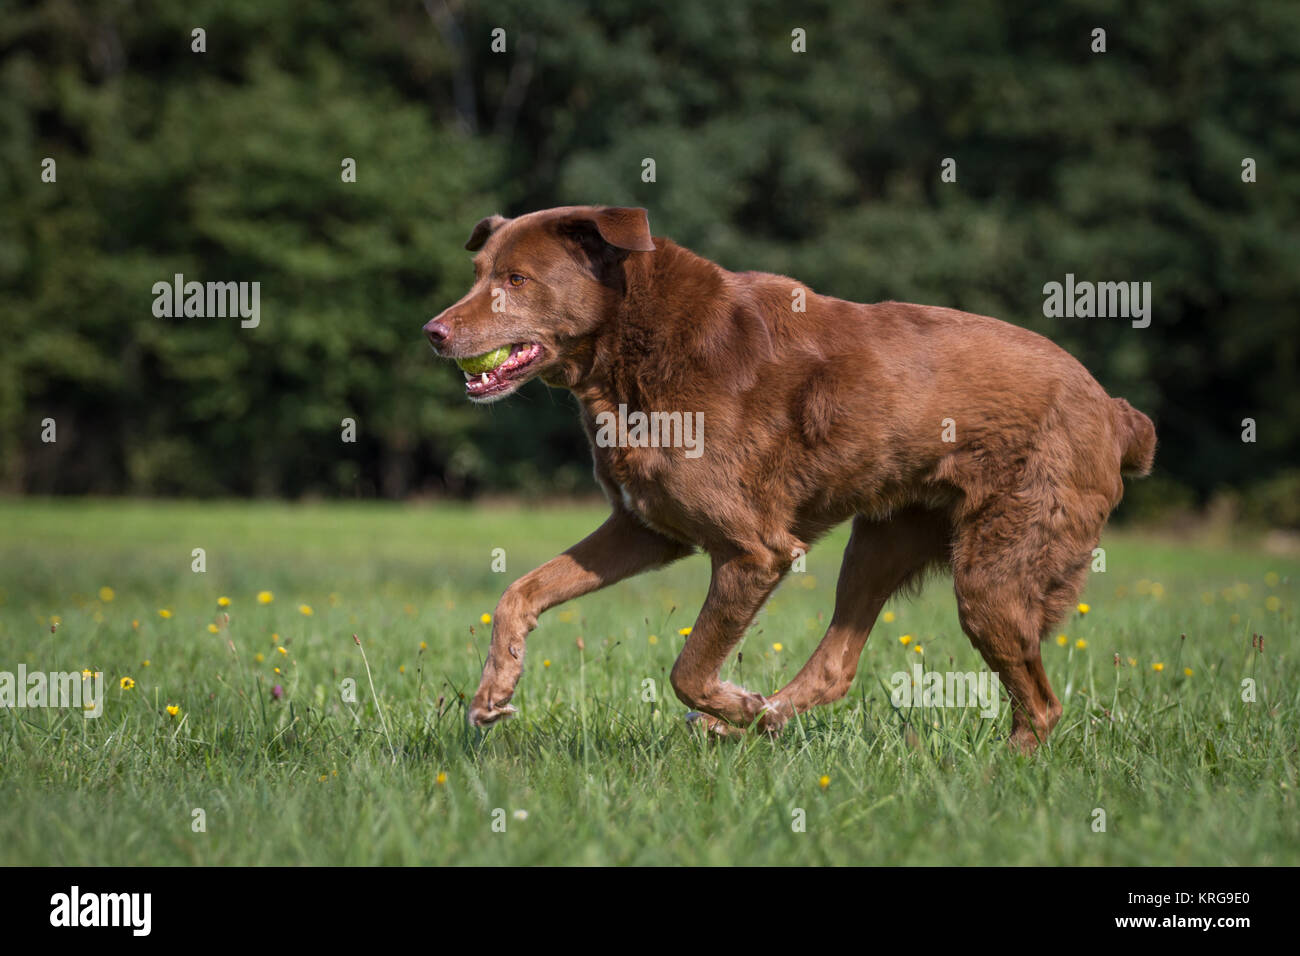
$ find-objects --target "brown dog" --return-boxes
[425,205,1155,752]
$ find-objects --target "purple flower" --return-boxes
[271,684,283,700]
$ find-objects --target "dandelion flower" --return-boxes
[1077,602,1090,614]
[1075,639,1087,650]
[273,667,281,675]
[678,626,692,636]
[119,676,135,690]
[1152,662,1165,672]
[217,596,231,607]
[132,619,139,629]
[436,772,447,785]
[207,623,219,634]
[773,642,783,652]
[882,611,896,623]
[900,634,913,646]
[419,641,428,650]
[166,704,180,717]
[1183,667,1193,677]
[141,659,150,667]
[277,645,287,656]
[480,613,492,624]
[99,587,115,603]
[648,634,658,645]
[158,609,172,619]
[298,604,313,616]
[1265,596,1281,612]
[257,591,273,605]
[1128,657,1137,667]
[914,644,923,654]
[1056,634,1068,646]
[818,775,830,789]
[543,659,551,668]
[254,652,264,663]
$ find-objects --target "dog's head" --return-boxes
[424,205,656,403]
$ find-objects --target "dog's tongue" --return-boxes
[456,346,511,374]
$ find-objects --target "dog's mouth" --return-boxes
[458,342,544,401]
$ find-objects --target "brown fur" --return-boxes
[425,205,1156,752]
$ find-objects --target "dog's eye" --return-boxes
[508,274,527,287]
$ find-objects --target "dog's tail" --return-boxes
[1113,398,1156,477]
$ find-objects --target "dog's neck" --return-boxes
[561,239,766,415]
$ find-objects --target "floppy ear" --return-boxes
[465,214,508,251]
[556,207,656,286]
[586,206,656,252]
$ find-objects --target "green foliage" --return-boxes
[2,0,1297,501]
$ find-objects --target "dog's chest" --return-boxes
[596,444,694,539]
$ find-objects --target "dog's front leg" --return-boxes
[670,550,788,732]
[468,509,692,727]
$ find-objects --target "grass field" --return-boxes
[0,499,1296,865]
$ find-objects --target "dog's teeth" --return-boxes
[481,373,489,384]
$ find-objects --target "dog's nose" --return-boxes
[424,318,451,349]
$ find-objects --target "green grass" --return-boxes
[0,499,1296,865]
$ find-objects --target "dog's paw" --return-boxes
[467,701,518,728]
[755,697,791,734]
[685,710,743,738]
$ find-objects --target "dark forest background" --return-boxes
[2,0,1298,523]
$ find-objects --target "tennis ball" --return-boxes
[456,347,510,374]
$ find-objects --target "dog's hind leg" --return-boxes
[950,488,1101,752]
[759,507,949,731]
[952,576,1060,754]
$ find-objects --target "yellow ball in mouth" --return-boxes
[456,347,511,374]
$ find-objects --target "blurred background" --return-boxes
[2,0,1297,525]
